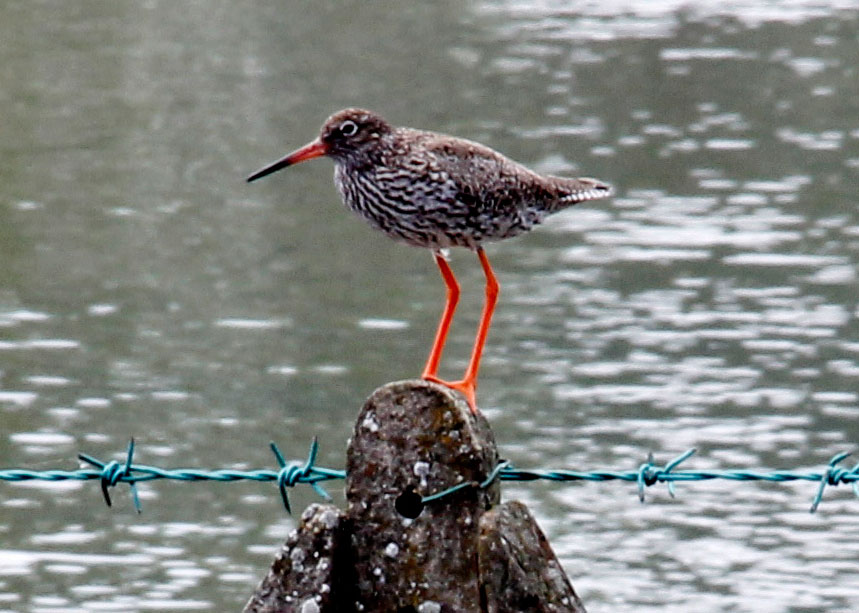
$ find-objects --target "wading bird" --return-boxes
[248,108,612,412]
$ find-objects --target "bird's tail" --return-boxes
[553,177,613,210]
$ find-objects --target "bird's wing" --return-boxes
[418,134,544,213]
[423,134,612,209]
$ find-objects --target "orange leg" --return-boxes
[421,251,460,380]
[423,247,499,414]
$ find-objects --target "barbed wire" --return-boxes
[1,439,857,514]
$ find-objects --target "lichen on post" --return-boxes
[346,380,499,611]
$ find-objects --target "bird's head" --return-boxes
[247,108,392,182]
[319,108,392,160]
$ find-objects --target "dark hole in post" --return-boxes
[395,486,424,519]
[397,607,417,613]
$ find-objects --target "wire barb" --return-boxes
[77,438,142,513]
[637,448,697,502]
[270,437,332,514]
[809,451,854,513]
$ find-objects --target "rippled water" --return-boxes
[2,1,858,612]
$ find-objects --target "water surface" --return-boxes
[1,1,858,611]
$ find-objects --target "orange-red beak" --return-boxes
[246,138,328,182]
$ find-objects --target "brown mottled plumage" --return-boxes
[249,108,611,249]
[248,108,612,412]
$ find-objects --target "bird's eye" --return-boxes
[340,120,359,136]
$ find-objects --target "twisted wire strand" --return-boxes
[2,442,857,514]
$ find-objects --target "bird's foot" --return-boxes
[421,374,478,415]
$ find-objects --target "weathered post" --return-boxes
[244,380,585,612]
